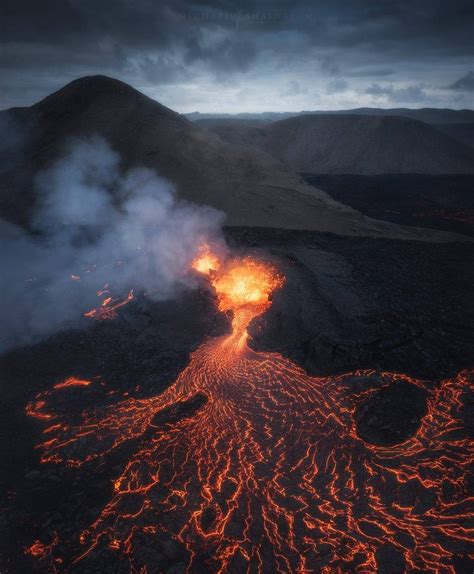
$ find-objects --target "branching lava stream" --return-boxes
[26,249,473,573]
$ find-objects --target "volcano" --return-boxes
[0,78,473,574]
[22,249,473,573]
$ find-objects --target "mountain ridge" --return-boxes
[0,75,468,242]
[186,107,474,125]
[198,114,474,175]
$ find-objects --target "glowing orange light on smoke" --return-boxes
[192,244,221,275]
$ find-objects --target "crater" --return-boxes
[355,381,427,446]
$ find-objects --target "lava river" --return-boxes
[26,250,473,573]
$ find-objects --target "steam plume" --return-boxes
[0,136,225,353]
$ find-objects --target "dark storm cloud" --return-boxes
[0,0,473,110]
[448,71,474,91]
[347,68,395,78]
[326,78,348,94]
[365,83,429,103]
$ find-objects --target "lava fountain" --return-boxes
[26,247,473,573]
[193,249,284,350]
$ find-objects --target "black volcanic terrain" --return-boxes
[197,112,474,238]
[0,77,473,574]
[303,174,474,237]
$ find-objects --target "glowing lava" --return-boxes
[84,288,134,320]
[54,377,91,389]
[212,257,283,312]
[192,244,221,275]
[25,249,473,573]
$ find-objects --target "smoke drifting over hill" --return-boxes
[0,137,225,352]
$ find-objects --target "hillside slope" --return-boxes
[434,123,474,149]
[198,114,474,175]
[0,77,358,234]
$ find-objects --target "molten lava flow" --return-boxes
[25,534,59,559]
[211,255,284,348]
[26,249,473,573]
[54,377,91,389]
[25,533,61,573]
[84,288,134,320]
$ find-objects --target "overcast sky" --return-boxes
[1,0,473,112]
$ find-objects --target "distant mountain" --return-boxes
[1,75,444,240]
[350,108,474,125]
[187,107,474,125]
[187,111,292,122]
[198,114,474,175]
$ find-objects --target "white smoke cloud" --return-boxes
[0,136,226,352]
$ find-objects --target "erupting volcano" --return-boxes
[25,248,472,573]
